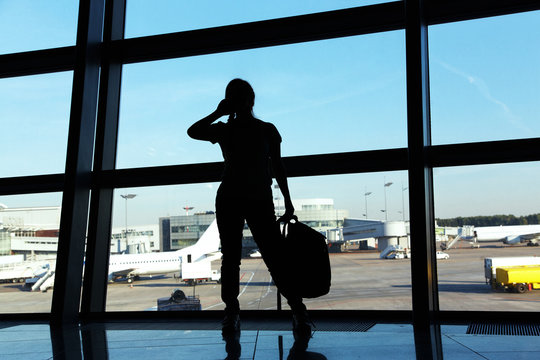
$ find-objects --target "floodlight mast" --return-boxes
[120,194,137,249]
[383,180,393,221]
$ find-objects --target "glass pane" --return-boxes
[288,172,411,311]
[125,0,394,38]
[0,192,62,313]
[106,171,411,312]
[434,162,540,311]
[0,0,79,54]
[429,11,540,145]
[117,31,406,168]
[0,72,73,177]
[107,184,223,312]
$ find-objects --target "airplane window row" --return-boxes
[112,259,178,265]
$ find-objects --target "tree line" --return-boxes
[436,214,540,227]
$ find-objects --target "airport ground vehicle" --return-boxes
[157,289,201,311]
[494,265,540,293]
[436,251,449,260]
[181,261,221,286]
[249,249,262,258]
[484,256,540,285]
[380,245,409,259]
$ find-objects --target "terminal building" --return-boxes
[2,200,349,258]
[0,206,61,258]
[159,198,349,256]
[0,205,159,257]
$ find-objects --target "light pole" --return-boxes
[401,182,408,222]
[120,194,137,250]
[364,190,372,219]
[383,180,393,221]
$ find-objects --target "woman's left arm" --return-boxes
[270,140,294,222]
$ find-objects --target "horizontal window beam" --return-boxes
[1,1,539,78]
[0,47,76,79]
[0,174,64,195]
[430,138,540,168]
[114,2,405,64]
[1,309,539,324]
[96,148,408,188]
[2,138,539,195]
[112,0,540,65]
[95,138,540,189]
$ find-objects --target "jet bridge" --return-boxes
[340,220,409,250]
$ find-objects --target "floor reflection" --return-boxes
[223,330,241,360]
[2,320,539,359]
[282,334,328,360]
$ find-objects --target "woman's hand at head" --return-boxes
[216,99,232,117]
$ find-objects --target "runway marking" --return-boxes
[260,276,273,300]
[238,272,255,297]
[202,271,255,310]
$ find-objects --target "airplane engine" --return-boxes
[504,235,521,245]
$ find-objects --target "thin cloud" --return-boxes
[436,59,532,134]
[146,146,157,157]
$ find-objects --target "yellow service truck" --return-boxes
[495,265,540,293]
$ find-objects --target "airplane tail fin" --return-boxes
[193,219,220,253]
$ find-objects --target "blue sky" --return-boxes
[1,2,539,227]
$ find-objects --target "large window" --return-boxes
[0,72,72,177]
[0,193,62,313]
[107,185,219,311]
[2,1,540,343]
[106,172,411,312]
[0,1,79,54]
[434,162,540,311]
[117,31,406,168]
[429,11,540,145]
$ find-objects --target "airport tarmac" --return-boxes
[1,243,539,313]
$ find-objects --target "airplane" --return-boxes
[108,220,221,283]
[473,224,540,245]
[441,224,540,250]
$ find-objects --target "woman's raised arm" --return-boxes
[187,99,230,140]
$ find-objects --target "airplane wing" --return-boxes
[504,233,540,245]
[202,251,222,262]
[514,233,540,240]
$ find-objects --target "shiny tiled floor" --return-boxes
[1,320,540,359]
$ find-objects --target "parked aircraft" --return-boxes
[108,220,221,283]
[471,225,540,245]
[442,224,540,250]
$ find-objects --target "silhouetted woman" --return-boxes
[187,79,310,337]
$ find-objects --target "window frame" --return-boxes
[0,0,540,353]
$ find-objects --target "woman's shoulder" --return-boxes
[254,118,278,131]
[254,119,281,143]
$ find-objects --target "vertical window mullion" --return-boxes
[81,0,126,315]
[406,0,442,358]
[51,0,105,324]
